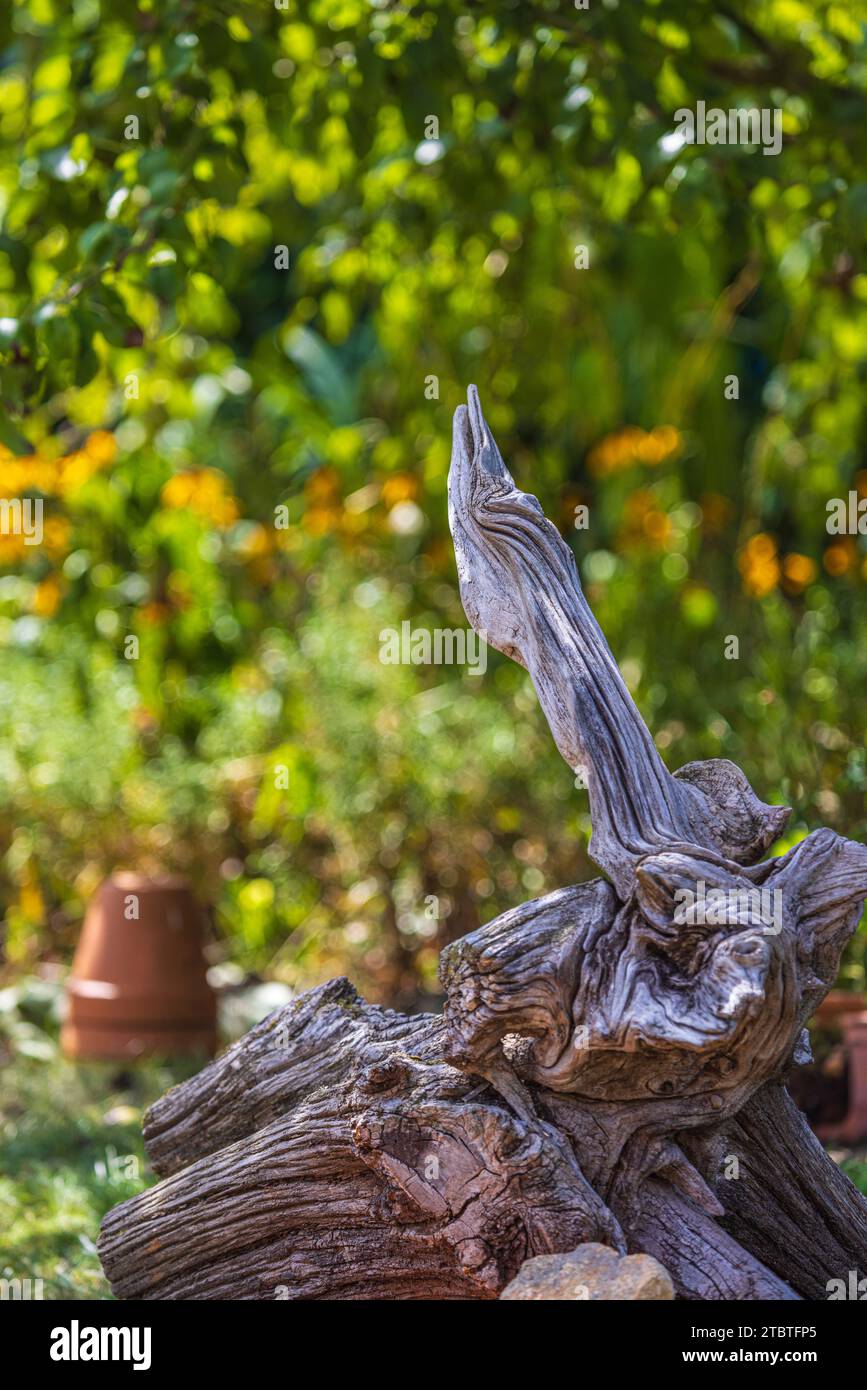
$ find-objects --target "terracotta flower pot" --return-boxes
[813,988,866,1027]
[811,988,867,1145]
[61,873,217,1062]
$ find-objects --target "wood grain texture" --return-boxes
[100,386,867,1300]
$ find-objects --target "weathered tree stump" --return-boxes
[99,387,867,1300]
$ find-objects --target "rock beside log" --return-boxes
[500,1243,675,1301]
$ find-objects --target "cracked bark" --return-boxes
[100,387,867,1300]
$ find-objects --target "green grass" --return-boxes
[0,1050,199,1299]
[0,976,203,1299]
[842,1159,867,1196]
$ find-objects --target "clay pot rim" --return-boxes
[815,989,866,1016]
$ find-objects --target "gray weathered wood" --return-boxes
[99,386,867,1300]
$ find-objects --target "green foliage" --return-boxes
[1,1,867,1001]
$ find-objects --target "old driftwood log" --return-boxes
[99,387,867,1300]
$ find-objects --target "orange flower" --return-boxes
[161,468,239,528]
[642,509,670,545]
[305,467,340,503]
[0,432,116,499]
[381,473,418,507]
[0,454,57,495]
[18,869,44,924]
[42,516,71,556]
[0,529,29,564]
[303,505,341,536]
[131,705,159,731]
[140,601,170,626]
[699,493,733,533]
[32,574,64,616]
[0,512,69,566]
[166,570,193,610]
[237,523,276,583]
[84,430,117,465]
[781,553,817,594]
[237,523,273,558]
[619,489,671,551]
[588,425,681,477]
[823,540,856,577]
[738,533,780,597]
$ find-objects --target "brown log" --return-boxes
[99,387,867,1300]
[682,1080,867,1299]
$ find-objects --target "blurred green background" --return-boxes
[4,0,867,1008]
[3,0,867,1298]
[2,5,867,1019]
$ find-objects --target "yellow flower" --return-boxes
[738,533,780,597]
[237,523,276,583]
[303,505,341,536]
[0,432,115,572]
[19,869,44,924]
[699,493,733,533]
[0,455,58,495]
[0,529,29,564]
[161,468,240,528]
[140,601,170,626]
[381,473,417,506]
[0,514,69,566]
[588,425,682,476]
[32,574,64,616]
[84,430,117,465]
[0,431,116,499]
[782,553,817,594]
[42,516,71,556]
[236,523,273,558]
[305,467,340,503]
[619,489,671,550]
[823,540,855,577]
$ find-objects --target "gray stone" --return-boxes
[500,1243,675,1301]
